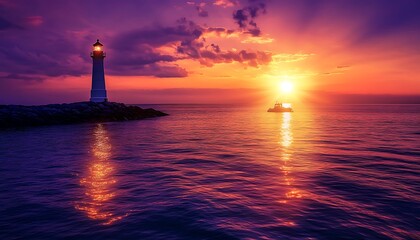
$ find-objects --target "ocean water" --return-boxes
[0,104,419,240]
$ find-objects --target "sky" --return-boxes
[1,0,420,105]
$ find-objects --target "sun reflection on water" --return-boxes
[75,124,126,225]
[280,112,303,201]
[281,112,293,148]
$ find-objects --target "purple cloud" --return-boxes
[187,2,209,17]
[0,0,271,83]
[0,28,91,80]
[110,18,272,72]
[108,63,188,78]
[232,0,266,36]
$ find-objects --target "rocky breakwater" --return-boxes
[0,102,168,129]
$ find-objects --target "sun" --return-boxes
[279,81,293,94]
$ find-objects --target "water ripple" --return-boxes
[0,104,419,239]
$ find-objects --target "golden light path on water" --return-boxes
[75,124,127,225]
[279,112,302,227]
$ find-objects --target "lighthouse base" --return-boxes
[90,89,108,102]
[90,97,108,102]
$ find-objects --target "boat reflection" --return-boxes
[280,112,302,200]
[75,124,126,225]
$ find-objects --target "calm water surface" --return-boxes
[0,104,419,239]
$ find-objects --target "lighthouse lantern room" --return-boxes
[90,39,108,102]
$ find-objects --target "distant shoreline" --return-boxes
[0,102,167,129]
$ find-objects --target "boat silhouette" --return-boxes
[267,101,293,112]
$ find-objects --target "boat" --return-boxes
[267,101,293,112]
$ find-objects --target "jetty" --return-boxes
[0,102,167,129]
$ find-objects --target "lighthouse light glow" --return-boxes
[94,46,102,51]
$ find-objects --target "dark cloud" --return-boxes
[152,65,188,78]
[175,18,272,67]
[198,48,271,67]
[210,44,221,53]
[1,14,266,81]
[196,5,209,17]
[111,18,272,71]
[108,18,203,77]
[0,1,269,83]
[107,51,187,78]
[187,1,209,17]
[232,0,266,36]
[110,44,176,66]
[108,63,187,78]
[111,19,202,49]
[0,2,272,83]
[205,27,235,36]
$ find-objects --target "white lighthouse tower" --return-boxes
[90,39,108,102]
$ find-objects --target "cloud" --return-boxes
[241,35,273,44]
[111,18,273,71]
[111,44,177,66]
[204,27,237,38]
[197,8,209,17]
[111,20,202,49]
[108,18,202,77]
[187,1,209,17]
[108,63,188,78]
[0,38,89,79]
[0,11,272,82]
[214,0,238,8]
[0,18,95,81]
[204,26,273,45]
[273,53,314,63]
[232,0,267,36]
[197,48,272,67]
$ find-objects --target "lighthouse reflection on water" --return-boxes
[75,124,126,225]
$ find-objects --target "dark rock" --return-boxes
[0,102,168,129]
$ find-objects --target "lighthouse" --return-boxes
[90,39,108,102]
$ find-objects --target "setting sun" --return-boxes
[280,81,293,94]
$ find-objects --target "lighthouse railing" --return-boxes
[90,52,106,57]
